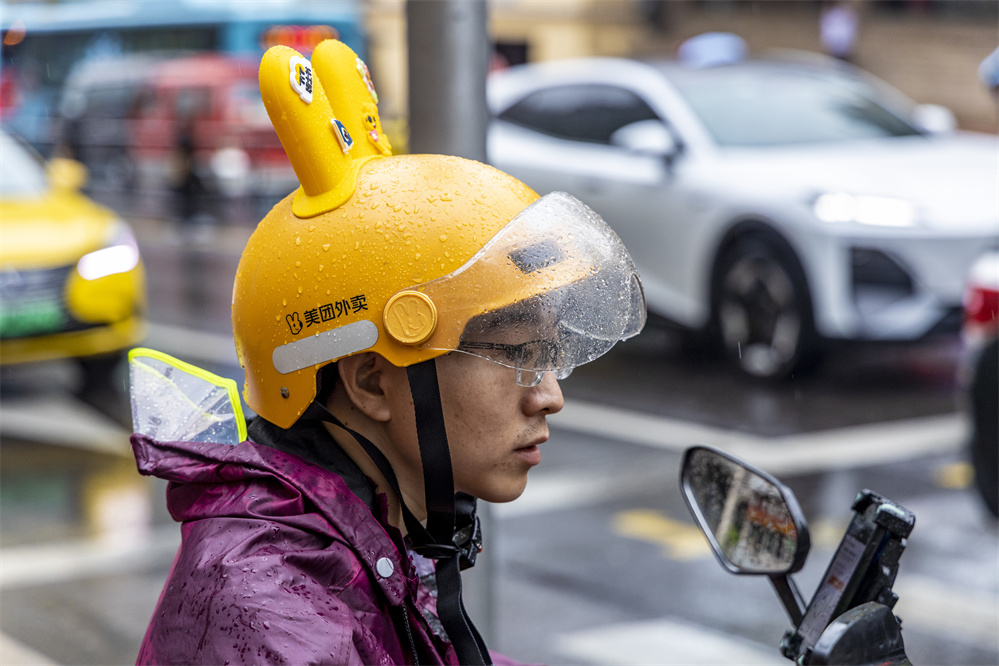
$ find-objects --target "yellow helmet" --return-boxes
[233,41,645,428]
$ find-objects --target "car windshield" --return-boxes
[662,62,922,147]
[0,130,49,197]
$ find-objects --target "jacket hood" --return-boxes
[130,433,411,606]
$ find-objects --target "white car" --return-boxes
[488,53,999,379]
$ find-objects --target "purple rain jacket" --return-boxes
[131,422,521,666]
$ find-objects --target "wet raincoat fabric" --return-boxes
[131,424,519,665]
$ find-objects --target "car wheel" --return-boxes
[712,234,816,380]
[77,351,131,426]
[970,339,998,517]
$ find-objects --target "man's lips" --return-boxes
[515,433,548,466]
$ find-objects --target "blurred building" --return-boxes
[365,0,998,138]
[3,0,994,153]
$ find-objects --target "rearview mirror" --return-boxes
[610,119,678,158]
[911,103,956,135]
[47,157,88,191]
[681,446,809,575]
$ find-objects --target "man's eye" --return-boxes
[502,347,523,363]
[519,345,544,366]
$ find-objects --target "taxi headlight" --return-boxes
[813,193,917,228]
[77,221,140,280]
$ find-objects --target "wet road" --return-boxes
[1,217,996,665]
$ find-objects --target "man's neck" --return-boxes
[320,419,425,534]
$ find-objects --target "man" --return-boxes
[132,40,645,664]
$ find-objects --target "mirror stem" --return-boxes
[769,575,805,626]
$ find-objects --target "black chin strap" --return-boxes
[302,359,490,665]
[406,361,490,665]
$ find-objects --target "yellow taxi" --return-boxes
[0,129,146,381]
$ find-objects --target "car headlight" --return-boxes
[813,193,917,228]
[77,221,140,281]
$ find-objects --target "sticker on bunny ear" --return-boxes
[356,57,379,104]
[289,56,314,104]
[331,118,354,154]
[361,102,392,156]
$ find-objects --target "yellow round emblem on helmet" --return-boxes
[383,291,438,346]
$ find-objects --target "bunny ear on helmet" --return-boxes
[258,41,391,219]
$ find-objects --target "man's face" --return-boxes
[434,348,564,503]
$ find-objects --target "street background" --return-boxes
[1,1,997,664]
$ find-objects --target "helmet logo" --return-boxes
[286,312,304,335]
[331,118,354,154]
[289,56,314,104]
[383,291,438,346]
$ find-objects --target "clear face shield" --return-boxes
[402,191,646,385]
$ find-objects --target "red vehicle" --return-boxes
[962,251,998,517]
[129,54,295,201]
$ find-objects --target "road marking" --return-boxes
[0,394,131,456]
[0,527,180,590]
[894,575,999,652]
[141,321,968,474]
[550,574,999,665]
[553,618,785,665]
[493,461,671,518]
[548,400,967,475]
[612,509,711,560]
[141,324,969,517]
[0,633,57,666]
[935,461,973,489]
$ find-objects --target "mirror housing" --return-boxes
[911,103,957,135]
[610,119,679,158]
[681,446,810,576]
[47,157,88,192]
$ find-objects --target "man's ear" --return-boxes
[336,353,401,423]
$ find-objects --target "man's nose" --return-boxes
[529,371,564,416]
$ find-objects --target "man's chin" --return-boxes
[475,477,530,505]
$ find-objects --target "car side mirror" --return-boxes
[610,119,679,159]
[681,446,810,575]
[912,103,957,135]
[47,157,88,192]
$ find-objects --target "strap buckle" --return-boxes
[409,513,482,570]
[455,512,483,570]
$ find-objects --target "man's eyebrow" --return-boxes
[463,308,542,335]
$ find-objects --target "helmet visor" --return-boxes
[407,191,646,378]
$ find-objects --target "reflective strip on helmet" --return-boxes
[272,319,379,374]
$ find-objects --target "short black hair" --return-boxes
[315,361,340,406]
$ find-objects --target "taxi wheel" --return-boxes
[77,351,130,426]
[78,351,127,395]
[712,234,817,381]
